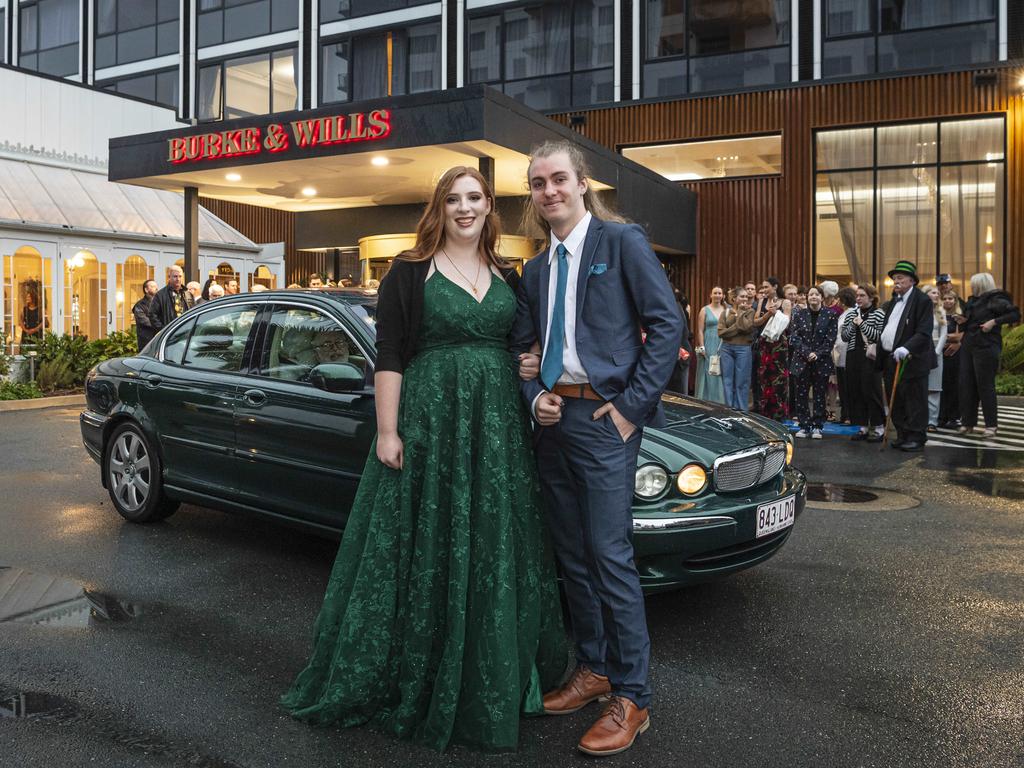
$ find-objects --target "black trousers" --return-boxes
[939,350,960,425]
[884,360,928,444]
[836,366,850,423]
[668,359,690,396]
[847,347,885,429]
[959,343,1000,428]
[796,364,829,429]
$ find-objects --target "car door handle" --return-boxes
[241,389,267,406]
[144,375,162,387]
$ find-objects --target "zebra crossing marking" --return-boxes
[928,405,1024,451]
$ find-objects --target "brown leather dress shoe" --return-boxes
[578,696,650,756]
[542,665,611,715]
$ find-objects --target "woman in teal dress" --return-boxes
[281,167,567,751]
[695,287,726,404]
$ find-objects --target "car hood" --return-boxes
[638,394,789,471]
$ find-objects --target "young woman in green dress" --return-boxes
[281,167,567,752]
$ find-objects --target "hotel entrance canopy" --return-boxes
[108,86,695,276]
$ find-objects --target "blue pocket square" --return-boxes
[589,263,608,276]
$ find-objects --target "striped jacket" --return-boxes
[840,307,886,353]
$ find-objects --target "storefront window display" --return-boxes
[815,116,1005,300]
[3,245,52,354]
[64,250,107,340]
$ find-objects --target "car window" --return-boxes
[181,305,259,373]
[260,306,367,382]
[162,318,195,365]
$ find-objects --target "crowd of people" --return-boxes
[688,264,1020,448]
[129,266,375,351]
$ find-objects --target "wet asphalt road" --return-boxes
[1,406,1023,768]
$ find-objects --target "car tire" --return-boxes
[104,422,179,523]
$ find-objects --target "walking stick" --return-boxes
[880,358,904,450]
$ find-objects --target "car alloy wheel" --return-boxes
[104,423,178,523]
[109,430,152,512]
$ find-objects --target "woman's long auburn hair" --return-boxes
[395,166,509,269]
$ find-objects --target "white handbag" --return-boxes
[760,311,790,342]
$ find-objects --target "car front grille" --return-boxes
[713,442,787,492]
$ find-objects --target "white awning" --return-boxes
[0,155,258,251]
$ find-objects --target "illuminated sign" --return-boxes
[167,109,392,164]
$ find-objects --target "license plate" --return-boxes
[755,495,795,538]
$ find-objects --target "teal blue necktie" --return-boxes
[541,243,569,390]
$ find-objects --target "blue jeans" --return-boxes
[720,343,752,411]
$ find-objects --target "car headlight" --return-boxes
[676,463,708,496]
[785,437,794,466]
[634,464,669,499]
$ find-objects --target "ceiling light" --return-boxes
[225,172,241,181]
[371,156,389,167]
[301,186,317,197]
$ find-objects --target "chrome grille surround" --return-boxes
[713,442,787,492]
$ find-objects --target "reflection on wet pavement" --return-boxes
[0,567,140,626]
[921,448,1024,501]
[807,484,879,504]
[805,483,919,512]
[0,688,244,767]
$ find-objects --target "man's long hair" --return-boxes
[521,140,627,241]
[396,166,508,269]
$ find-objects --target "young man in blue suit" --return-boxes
[512,140,683,756]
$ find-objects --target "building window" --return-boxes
[823,0,997,78]
[99,69,179,109]
[467,0,614,111]
[0,9,6,63]
[321,23,440,105]
[319,0,436,24]
[3,245,53,355]
[19,0,79,77]
[197,0,299,48]
[814,116,1005,300]
[95,0,178,70]
[198,48,297,121]
[623,134,783,181]
[643,0,790,98]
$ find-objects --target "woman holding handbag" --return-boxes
[695,286,726,404]
[840,283,887,442]
[753,280,792,420]
[717,287,755,410]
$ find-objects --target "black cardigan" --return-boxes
[374,258,522,374]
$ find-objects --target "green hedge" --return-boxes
[0,380,42,400]
[31,328,138,393]
[1002,325,1024,374]
[995,372,1024,397]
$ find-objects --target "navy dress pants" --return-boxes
[534,397,651,709]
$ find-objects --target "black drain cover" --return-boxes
[806,483,880,504]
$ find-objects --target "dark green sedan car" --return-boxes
[80,290,805,593]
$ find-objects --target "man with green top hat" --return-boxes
[877,260,937,451]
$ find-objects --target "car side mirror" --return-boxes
[309,362,365,393]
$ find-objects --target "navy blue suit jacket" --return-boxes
[510,217,683,428]
[790,307,839,378]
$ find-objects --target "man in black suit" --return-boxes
[877,260,936,451]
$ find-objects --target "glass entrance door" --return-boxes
[62,247,112,341]
[2,241,55,354]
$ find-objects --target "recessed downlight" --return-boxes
[301,186,317,197]
[225,172,241,181]
[371,156,389,167]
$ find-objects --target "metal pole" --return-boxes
[183,186,200,284]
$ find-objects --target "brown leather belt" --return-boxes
[551,383,603,401]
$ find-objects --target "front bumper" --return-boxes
[80,410,108,466]
[633,467,807,592]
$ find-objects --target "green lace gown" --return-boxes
[281,270,567,752]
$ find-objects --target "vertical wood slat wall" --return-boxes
[553,69,1024,309]
[199,197,317,286]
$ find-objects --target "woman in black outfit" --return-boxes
[840,283,887,442]
[958,273,1021,437]
[938,291,963,428]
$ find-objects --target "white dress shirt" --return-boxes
[880,289,910,351]
[542,211,592,385]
